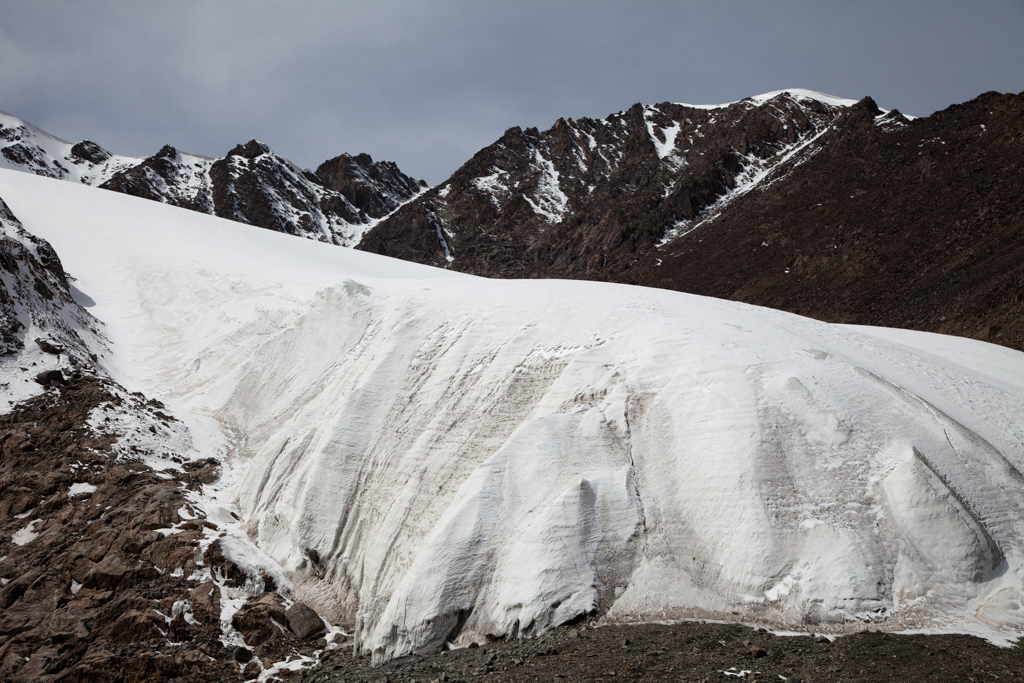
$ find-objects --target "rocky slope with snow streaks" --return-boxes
[357,90,869,271]
[359,89,1024,352]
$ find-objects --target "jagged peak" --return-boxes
[69,140,111,164]
[154,144,179,161]
[227,139,273,159]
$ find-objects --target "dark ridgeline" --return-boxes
[0,113,426,247]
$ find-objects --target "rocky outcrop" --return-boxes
[0,197,100,362]
[315,152,426,219]
[0,375,334,682]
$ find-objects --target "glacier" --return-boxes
[0,168,1022,661]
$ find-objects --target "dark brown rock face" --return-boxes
[358,90,1024,351]
[0,376,329,682]
[357,92,847,272]
[316,152,426,219]
[0,377,223,683]
[646,91,1024,351]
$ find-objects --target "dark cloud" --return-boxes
[1,0,1021,183]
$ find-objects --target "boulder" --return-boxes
[285,601,326,640]
[35,337,64,354]
[34,369,66,387]
[232,592,288,647]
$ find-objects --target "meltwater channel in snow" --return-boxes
[1,169,1022,660]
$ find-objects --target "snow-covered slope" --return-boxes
[1,169,1022,661]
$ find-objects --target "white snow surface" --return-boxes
[1,169,1023,659]
[12,519,43,546]
[675,89,865,111]
[67,482,98,497]
[523,148,569,223]
[643,106,682,160]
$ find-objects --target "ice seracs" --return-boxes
[1,168,1022,663]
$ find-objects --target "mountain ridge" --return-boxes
[3,89,1021,352]
[0,111,427,247]
[357,89,1023,351]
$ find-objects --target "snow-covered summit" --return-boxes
[675,88,863,110]
[2,169,1022,661]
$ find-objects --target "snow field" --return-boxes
[1,169,1022,661]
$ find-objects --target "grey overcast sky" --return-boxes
[1,1,1022,183]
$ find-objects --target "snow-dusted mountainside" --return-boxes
[358,90,892,269]
[2,169,1022,665]
[0,109,426,247]
[360,89,1024,353]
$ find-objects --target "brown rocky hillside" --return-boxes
[358,90,1024,351]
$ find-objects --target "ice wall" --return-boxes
[3,168,1022,661]
[214,279,1024,660]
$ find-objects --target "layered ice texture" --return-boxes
[1,169,1022,660]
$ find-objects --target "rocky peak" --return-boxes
[153,143,180,160]
[315,152,425,220]
[227,139,272,159]
[855,95,882,116]
[69,140,111,165]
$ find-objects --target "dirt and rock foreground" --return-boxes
[0,376,335,682]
